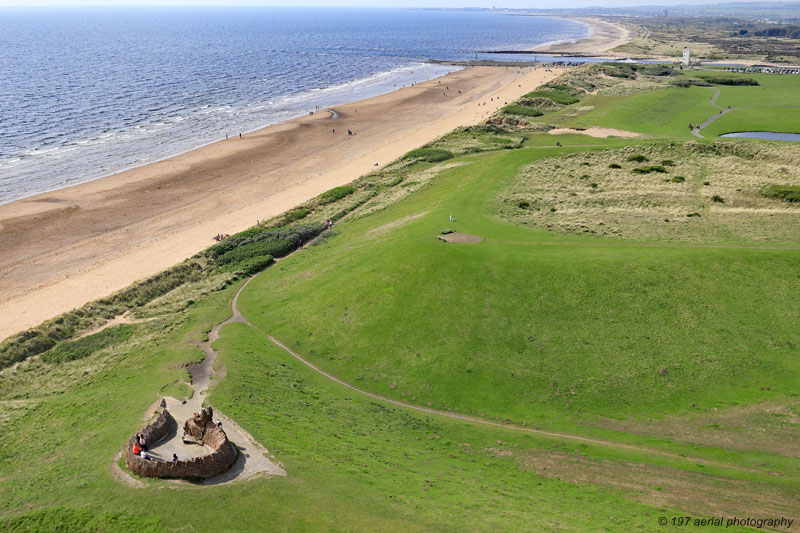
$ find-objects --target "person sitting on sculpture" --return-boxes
[132,442,141,456]
[140,450,151,461]
[172,453,178,462]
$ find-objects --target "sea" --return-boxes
[0,8,589,205]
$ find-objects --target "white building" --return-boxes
[682,48,691,66]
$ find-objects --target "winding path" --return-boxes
[116,275,286,487]
[692,88,740,138]
[218,246,770,474]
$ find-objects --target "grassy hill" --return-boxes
[1,64,799,531]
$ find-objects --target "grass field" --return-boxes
[1,64,799,531]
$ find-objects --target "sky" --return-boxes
[0,0,777,8]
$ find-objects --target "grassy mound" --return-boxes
[501,105,543,117]
[524,90,580,105]
[401,148,454,163]
[496,143,800,244]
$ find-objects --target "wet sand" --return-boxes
[0,65,564,341]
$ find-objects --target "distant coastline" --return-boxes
[0,10,610,341]
[537,17,632,56]
[0,9,587,207]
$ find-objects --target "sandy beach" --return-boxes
[538,18,632,55]
[0,65,566,342]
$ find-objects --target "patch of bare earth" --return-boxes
[439,233,484,243]
[587,401,800,458]
[511,449,799,521]
[366,211,429,238]
[548,127,640,138]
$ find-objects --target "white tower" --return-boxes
[682,48,691,66]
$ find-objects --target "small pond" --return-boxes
[720,132,800,141]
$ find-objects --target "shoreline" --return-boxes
[0,17,609,210]
[0,65,566,342]
[536,17,632,56]
[0,63,457,208]
[0,16,627,343]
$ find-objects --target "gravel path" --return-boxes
[692,88,740,138]
[137,274,286,485]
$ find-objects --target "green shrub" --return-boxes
[284,207,311,223]
[311,229,338,246]
[41,324,135,364]
[501,105,543,117]
[639,64,677,77]
[669,79,712,88]
[523,90,579,105]
[687,212,702,217]
[609,163,622,169]
[318,185,356,205]
[517,200,530,209]
[402,148,454,163]
[627,155,649,163]
[699,76,759,86]
[210,223,326,271]
[711,195,725,203]
[231,256,274,275]
[599,63,636,79]
[541,83,582,96]
[632,165,667,174]
[762,184,800,203]
[661,159,675,166]
[670,176,686,183]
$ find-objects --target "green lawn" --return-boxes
[706,73,800,108]
[541,87,714,137]
[702,107,800,136]
[239,147,800,433]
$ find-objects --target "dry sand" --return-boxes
[548,127,641,138]
[538,18,632,55]
[0,65,564,341]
